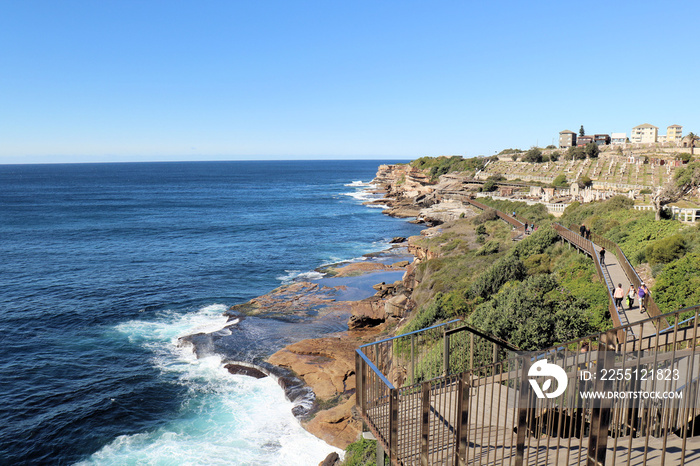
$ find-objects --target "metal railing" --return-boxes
[570,223,669,329]
[356,306,700,465]
[553,223,630,342]
[356,320,519,464]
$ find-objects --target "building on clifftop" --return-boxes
[631,123,658,143]
[559,130,577,148]
[668,125,683,145]
[611,133,627,145]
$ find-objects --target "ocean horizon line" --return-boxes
[0,156,418,166]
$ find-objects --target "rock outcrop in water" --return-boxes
[182,163,472,451]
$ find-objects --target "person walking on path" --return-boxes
[640,283,650,313]
[599,246,606,265]
[614,283,625,310]
[627,284,636,309]
[638,283,648,313]
[579,224,586,237]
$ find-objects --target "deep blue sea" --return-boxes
[0,160,421,465]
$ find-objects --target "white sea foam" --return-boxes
[86,305,342,465]
[276,270,325,284]
[344,180,370,187]
[341,190,377,202]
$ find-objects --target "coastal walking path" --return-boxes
[460,197,658,337]
[590,242,656,338]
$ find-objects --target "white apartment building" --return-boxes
[611,133,627,145]
[631,124,658,143]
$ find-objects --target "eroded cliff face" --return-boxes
[374,164,478,226]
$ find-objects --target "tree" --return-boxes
[481,180,498,192]
[687,132,699,155]
[552,174,569,188]
[579,125,585,137]
[567,146,586,160]
[679,153,693,163]
[652,161,700,220]
[523,147,543,163]
[584,142,600,159]
[577,175,592,188]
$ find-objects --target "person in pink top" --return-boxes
[613,283,625,310]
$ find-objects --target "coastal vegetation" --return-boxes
[410,155,498,181]
[397,193,700,373]
[342,156,700,463]
[400,206,608,354]
[341,438,382,466]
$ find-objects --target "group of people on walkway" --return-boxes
[613,282,651,313]
[578,224,592,240]
[574,222,652,316]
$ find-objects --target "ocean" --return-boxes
[0,160,422,465]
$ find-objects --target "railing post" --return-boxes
[470,333,474,371]
[389,388,399,464]
[587,330,616,466]
[515,356,531,466]
[355,352,364,415]
[454,373,470,466]
[411,333,415,385]
[421,381,430,465]
[444,330,450,376]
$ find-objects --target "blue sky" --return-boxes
[2,0,699,164]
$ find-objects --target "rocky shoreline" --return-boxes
[179,163,452,460]
[261,163,468,452]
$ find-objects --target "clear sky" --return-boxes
[2,0,699,164]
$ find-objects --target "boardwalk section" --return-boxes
[357,307,700,465]
[357,201,700,464]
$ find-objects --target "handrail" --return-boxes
[553,223,629,342]
[570,223,670,328]
[358,303,700,464]
[457,197,631,342]
[356,348,395,389]
[462,196,524,229]
[657,304,700,335]
[358,319,461,349]
[445,322,521,352]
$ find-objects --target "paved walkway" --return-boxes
[590,242,657,339]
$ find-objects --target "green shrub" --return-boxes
[475,198,552,226]
[482,180,497,192]
[645,234,686,265]
[523,253,552,275]
[552,174,569,188]
[469,274,595,351]
[512,225,560,259]
[473,209,498,224]
[470,255,526,299]
[403,292,468,333]
[343,438,379,466]
[523,147,543,163]
[477,240,500,256]
[653,253,700,316]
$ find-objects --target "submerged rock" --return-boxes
[224,363,268,379]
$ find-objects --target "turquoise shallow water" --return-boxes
[0,160,422,464]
